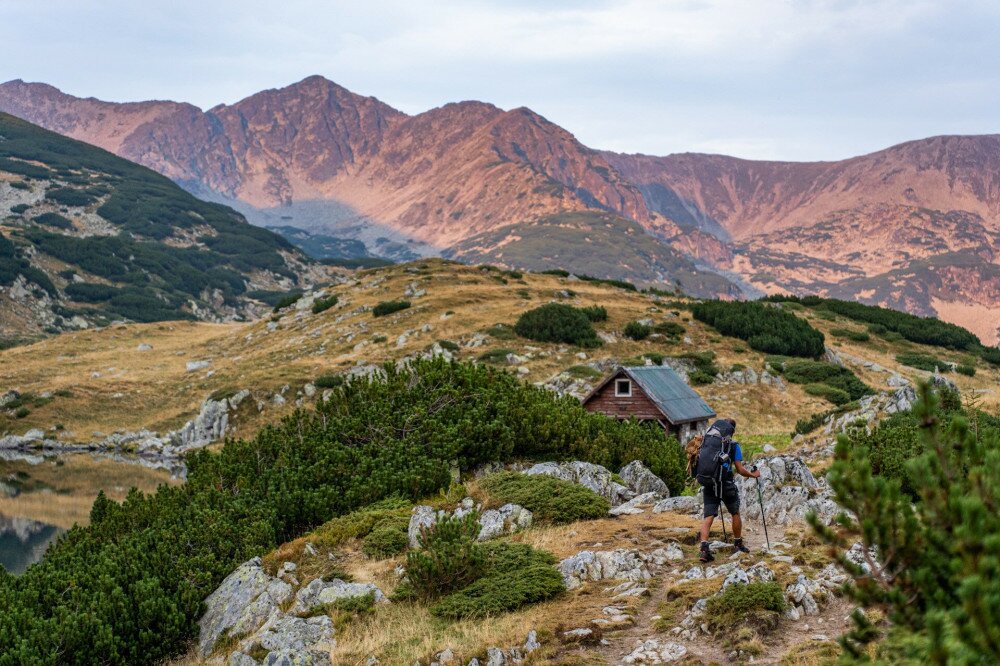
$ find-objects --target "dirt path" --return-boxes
[572,520,850,665]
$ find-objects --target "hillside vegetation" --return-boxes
[0,112,324,339]
[0,359,678,665]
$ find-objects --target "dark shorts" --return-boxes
[703,479,740,517]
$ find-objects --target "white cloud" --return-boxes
[1,0,998,160]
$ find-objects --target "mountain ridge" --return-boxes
[2,76,998,343]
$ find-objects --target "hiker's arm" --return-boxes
[734,460,760,478]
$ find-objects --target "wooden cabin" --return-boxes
[581,366,716,443]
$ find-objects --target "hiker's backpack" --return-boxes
[685,435,704,478]
[694,420,736,489]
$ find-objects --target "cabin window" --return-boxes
[615,379,632,397]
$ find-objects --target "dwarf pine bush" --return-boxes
[0,358,680,665]
[478,472,610,523]
[811,383,1000,661]
[514,303,602,347]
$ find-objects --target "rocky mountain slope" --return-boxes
[0,112,329,340]
[1,78,998,341]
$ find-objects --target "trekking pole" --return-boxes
[719,504,727,542]
[751,466,771,551]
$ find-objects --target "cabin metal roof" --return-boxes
[584,365,716,424]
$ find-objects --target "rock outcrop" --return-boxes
[524,461,634,506]
[735,456,838,526]
[557,549,652,590]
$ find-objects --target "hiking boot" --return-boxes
[733,538,751,554]
[699,541,714,563]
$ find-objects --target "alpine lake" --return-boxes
[0,451,180,573]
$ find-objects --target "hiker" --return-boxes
[691,418,760,562]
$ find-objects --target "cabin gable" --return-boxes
[583,370,666,422]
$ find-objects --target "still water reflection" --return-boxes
[0,451,179,573]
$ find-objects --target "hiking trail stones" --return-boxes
[622,639,688,664]
[557,549,651,589]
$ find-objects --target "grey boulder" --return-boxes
[198,557,293,656]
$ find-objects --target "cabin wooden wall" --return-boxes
[583,372,665,421]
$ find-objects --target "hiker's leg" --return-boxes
[700,516,714,542]
[731,513,742,539]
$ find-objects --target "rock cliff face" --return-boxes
[3,77,999,340]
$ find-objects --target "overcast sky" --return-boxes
[2,0,998,161]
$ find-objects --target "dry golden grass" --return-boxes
[1,260,834,448]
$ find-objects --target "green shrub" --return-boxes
[478,348,515,364]
[811,383,1000,661]
[579,305,608,322]
[478,472,609,523]
[781,360,872,401]
[688,370,714,386]
[311,294,338,314]
[693,300,825,357]
[362,526,409,559]
[14,407,30,419]
[541,269,570,278]
[484,323,517,340]
[514,303,601,348]
[313,498,411,548]
[956,364,976,377]
[895,352,951,373]
[830,327,870,342]
[623,321,651,341]
[705,582,786,630]
[803,383,851,405]
[653,321,685,337]
[566,365,602,380]
[314,374,344,389]
[373,300,411,317]
[673,351,719,387]
[32,212,73,230]
[44,187,95,207]
[643,352,665,365]
[0,358,682,664]
[575,274,638,291]
[438,340,460,352]
[430,542,564,619]
[272,292,304,312]
[400,513,485,602]
[867,323,889,335]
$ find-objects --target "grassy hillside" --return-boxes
[2,259,996,447]
[444,211,742,299]
[0,112,325,339]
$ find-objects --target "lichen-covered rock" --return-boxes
[785,574,827,617]
[477,503,532,541]
[408,505,444,548]
[290,578,387,615]
[525,460,634,506]
[262,648,330,666]
[735,456,838,526]
[652,495,702,515]
[198,557,293,656]
[254,615,335,654]
[609,491,661,516]
[227,652,261,666]
[622,639,688,664]
[557,549,651,589]
[619,461,669,496]
[722,567,750,589]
